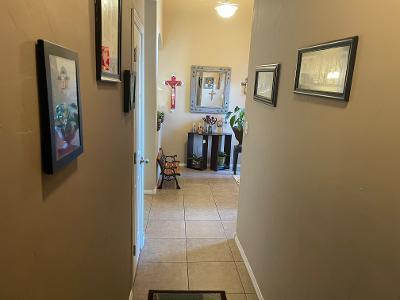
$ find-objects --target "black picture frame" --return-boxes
[294,36,359,101]
[36,39,84,174]
[95,0,122,82]
[254,63,281,107]
[123,70,136,112]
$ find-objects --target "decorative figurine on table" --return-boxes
[216,118,224,134]
[202,115,217,134]
[162,73,183,112]
[197,123,204,134]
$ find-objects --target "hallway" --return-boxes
[133,169,256,299]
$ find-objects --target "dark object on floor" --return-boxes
[148,290,227,300]
[157,148,181,189]
[233,144,242,175]
[186,132,232,171]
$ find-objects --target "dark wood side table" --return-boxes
[187,132,232,171]
[233,144,242,175]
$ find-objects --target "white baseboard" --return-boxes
[179,163,187,167]
[235,235,264,300]
[144,188,157,195]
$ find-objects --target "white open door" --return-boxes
[131,9,145,279]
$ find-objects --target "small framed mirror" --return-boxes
[190,65,231,114]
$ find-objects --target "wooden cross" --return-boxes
[163,75,183,111]
[209,90,216,101]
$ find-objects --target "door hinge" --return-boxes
[134,152,137,164]
[133,245,136,256]
[133,48,137,63]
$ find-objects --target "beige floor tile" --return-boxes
[182,178,210,186]
[146,220,186,238]
[140,239,186,262]
[236,262,256,293]
[152,198,183,210]
[188,262,244,293]
[154,190,183,201]
[211,185,239,194]
[149,207,184,220]
[186,221,225,238]
[184,197,215,208]
[187,239,233,262]
[134,263,188,294]
[144,215,149,231]
[184,191,212,200]
[218,208,238,221]
[215,198,238,209]
[246,294,258,300]
[227,239,243,262]
[144,195,153,212]
[226,294,247,300]
[222,221,237,239]
[185,207,220,221]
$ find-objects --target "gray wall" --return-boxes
[237,0,400,299]
[0,0,143,299]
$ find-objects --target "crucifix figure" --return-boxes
[163,74,183,111]
[209,89,216,101]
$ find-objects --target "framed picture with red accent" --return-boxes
[95,0,122,82]
[36,40,84,174]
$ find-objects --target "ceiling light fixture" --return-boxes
[215,1,239,19]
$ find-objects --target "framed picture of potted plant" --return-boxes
[36,39,84,174]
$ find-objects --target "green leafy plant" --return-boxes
[157,111,165,131]
[225,106,245,144]
[55,103,79,141]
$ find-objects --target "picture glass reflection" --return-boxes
[298,46,350,93]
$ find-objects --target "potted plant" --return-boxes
[225,106,245,144]
[157,111,165,131]
[192,154,203,169]
[54,102,79,149]
[217,152,227,167]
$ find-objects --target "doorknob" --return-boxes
[140,158,150,164]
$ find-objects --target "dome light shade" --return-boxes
[215,2,239,18]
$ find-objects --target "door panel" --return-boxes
[132,9,145,279]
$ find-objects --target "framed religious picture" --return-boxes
[203,77,215,89]
[95,0,122,82]
[254,64,281,107]
[36,40,84,174]
[294,36,359,101]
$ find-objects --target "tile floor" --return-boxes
[133,168,256,300]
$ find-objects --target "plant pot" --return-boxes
[217,156,226,167]
[232,127,243,144]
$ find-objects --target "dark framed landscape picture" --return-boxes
[95,0,122,82]
[36,40,83,174]
[254,63,281,107]
[294,36,359,101]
